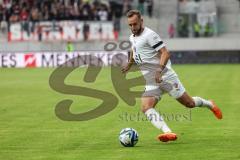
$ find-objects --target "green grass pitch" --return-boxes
[0,64,240,160]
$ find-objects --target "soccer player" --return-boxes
[121,10,223,142]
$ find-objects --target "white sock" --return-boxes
[145,108,171,133]
[192,97,213,109]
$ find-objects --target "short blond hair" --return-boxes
[126,10,141,19]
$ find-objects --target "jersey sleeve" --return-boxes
[147,31,165,51]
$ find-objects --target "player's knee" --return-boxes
[185,101,195,108]
[141,105,152,113]
[141,98,156,113]
[141,105,154,113]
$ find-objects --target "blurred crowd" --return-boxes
[0,0,114,23]
[0,0,154,23]
[0,0,155,35]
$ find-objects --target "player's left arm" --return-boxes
[147,31,170,83]
[158,47,170,69]
[155,47,170,83]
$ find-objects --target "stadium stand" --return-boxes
[0,0,240,52]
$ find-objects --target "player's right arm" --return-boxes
[121,49,134,74]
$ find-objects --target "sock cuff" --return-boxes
[192,96,203,107]
[144,108,156,116]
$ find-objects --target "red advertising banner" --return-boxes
[0,52,127,68]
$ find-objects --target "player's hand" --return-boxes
[121,64,131,74]
[155,68,163,83]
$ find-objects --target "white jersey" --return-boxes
[129,27,176,79]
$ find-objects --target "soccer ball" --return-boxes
[119,128,139,147]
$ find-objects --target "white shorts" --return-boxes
[139,63,185,100]
[143,75,186,100]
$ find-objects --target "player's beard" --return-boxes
[133,26,143,36]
